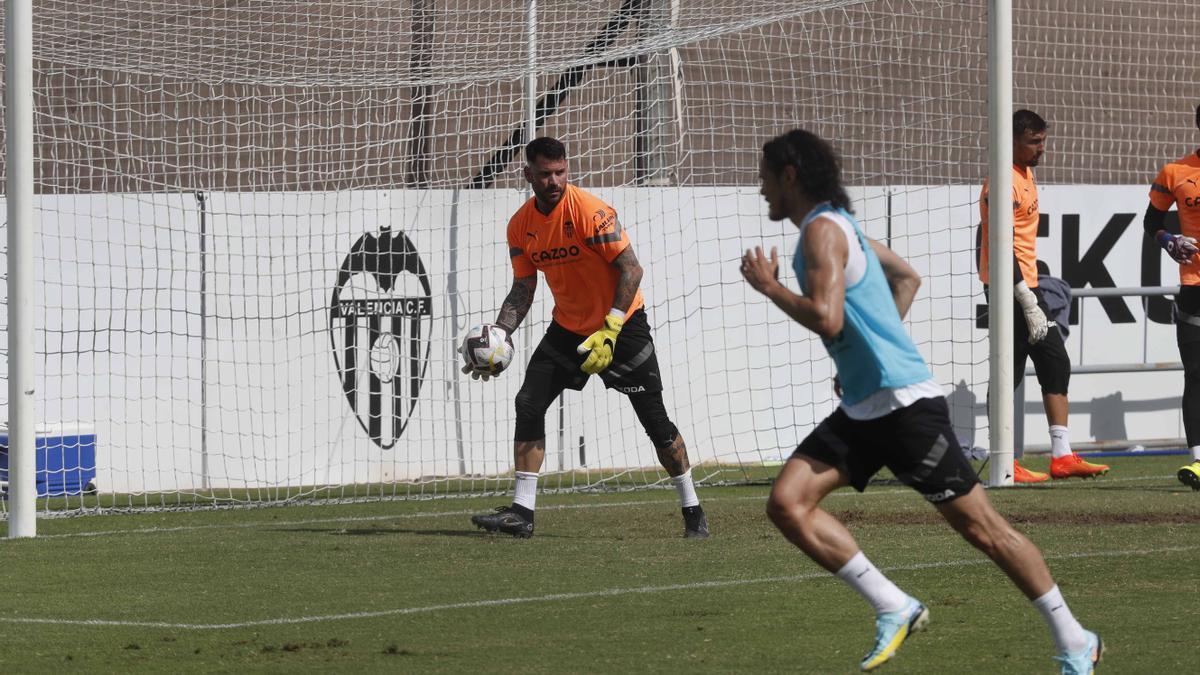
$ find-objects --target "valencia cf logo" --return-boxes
[329,227,433,449]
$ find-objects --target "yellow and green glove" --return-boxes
[576,309,625,374]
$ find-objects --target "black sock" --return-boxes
[510,503,534,521]
[682,504,703,516]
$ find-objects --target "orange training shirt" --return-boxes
[507,183,645,334]
[979,164,1040,287]
[1149,151,1200,286]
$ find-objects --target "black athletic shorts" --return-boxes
[982,284,1071,394]
[1013,288,1071,395]
[524,308,663,395]
[792,396,980,503]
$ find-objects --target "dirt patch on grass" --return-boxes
[833,508,1200,527]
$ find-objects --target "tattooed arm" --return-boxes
[494,274,537,334]
[610,246,644,312]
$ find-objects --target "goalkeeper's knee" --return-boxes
[628,391,679,449]
[513,390,550,441]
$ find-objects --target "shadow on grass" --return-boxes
[268,526,555,539]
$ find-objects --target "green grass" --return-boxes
[0,454,1196,673]
[27,464,774,514]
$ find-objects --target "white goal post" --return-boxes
[986,0,1015,488]
[6,0,36,536]
[4,0,1194,524]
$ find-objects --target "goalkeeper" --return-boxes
[977,109,1108,482]
[1142,103,1200,491]
[463,136,709,539]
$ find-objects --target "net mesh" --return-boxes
[1,0,1198,513]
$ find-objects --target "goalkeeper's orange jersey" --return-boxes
[979,164,1041,287]
[507,184,644,334]
[1149,150,1200,286]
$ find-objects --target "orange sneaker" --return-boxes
[1050,453,1110,480]
[1013,460,1049,484]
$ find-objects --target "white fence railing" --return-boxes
[1020,285,1185,454]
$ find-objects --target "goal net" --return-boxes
[4,0,1181,514]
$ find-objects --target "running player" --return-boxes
[978,109,1109,482]
[1144,103,1200,490]
[464,136,709,539]
[743,128,1102,673]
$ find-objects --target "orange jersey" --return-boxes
[507,184,644,333]
[1149,150,1200,285]
[979,164,1040,287]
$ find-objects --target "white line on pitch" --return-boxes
[22,473,1177,541]
[0,544,1193,630]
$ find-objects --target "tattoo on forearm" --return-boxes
[495,278,535,333]
[611,248,643,311]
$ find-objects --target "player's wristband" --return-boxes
[608,307,626,321]
[1013,280,1039,311]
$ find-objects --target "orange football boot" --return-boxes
[1013,460,1049,484]
[1050,453,1110,480]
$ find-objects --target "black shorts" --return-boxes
[982,284,1071,395]
[524,308,663,395]
[1014,288,1070,395]
[792,396,980,503]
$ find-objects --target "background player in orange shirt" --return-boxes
[464,137,710,538]
[978,110,1109,483]
[1144,103,1200,490]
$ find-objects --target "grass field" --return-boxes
[0,454,1195,673]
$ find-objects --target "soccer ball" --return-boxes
[368,334,401,383]
[460,324,514,375]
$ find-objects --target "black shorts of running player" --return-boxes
[513,308,676,445]
[792,396,980,504]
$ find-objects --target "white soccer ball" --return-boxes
[460,324,514,375]
[368,333,401,383]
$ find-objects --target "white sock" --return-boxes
[513,471,539,511]
[1033,585,1087,653]
[1049,425,1071,459]
[835,551,908,614]
[1191,445,1200,462]
[671,469,700,508]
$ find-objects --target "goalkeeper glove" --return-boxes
[461,362,494,381]
[1157,230,1199,264]
[576,309,624,374]
[1014,280,1050,345]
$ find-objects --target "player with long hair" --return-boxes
[742,128,1101,673]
